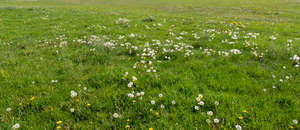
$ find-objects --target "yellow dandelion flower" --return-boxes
[125,125,130,128]
[149,128,153,130]
[150,108,153,112]
[155,112,159,116]
[56,126,61,129]
[87,104,91,107]
[30,96,35,101]
[56,121,62,125]
[239,116,243,120]
[19,103,22,106]
[290,126,294,129]
[132,100,136,103]
[242,110,247,113]
[127,119,130,122]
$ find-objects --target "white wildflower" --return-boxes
[151,100,155,105]
[160,104,165,109]
[70,108,75,113]
[132,76,137,81]
[194,106,199,110]
[12,123,20,129]
[70,90,77,98]
[172,100,176,105]
[128,82,133,88]
[199,101,205,106]
[128,93,134,98]
[207,111,213,116]
[293,120,298,124]
[158,93,163,98]
[113,113,119,118]
[235,125,242,130]
[206,119,211,123]
[215,101,219,105]
[6,107,12,112]
[213,118,219,123]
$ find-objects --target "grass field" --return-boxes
[0,0,300,129]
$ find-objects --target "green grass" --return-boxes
[0,0,300,129]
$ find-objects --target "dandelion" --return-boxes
[149,128,153,130]
[30,96,35,101]
[207,111,213,116]
[56,121,62,125]
[70,90,77,98]
[155,112,159,116]
[113,113,119,118]
[242,110,247,113]
[12,123,20,129]
[213,118,219,123]
[150,108,153,112]
[132,100,136,103]
[56,126,61,129]
[239,116,244,120]
[235,125,242,130]
[87,104,91,107]
[125,125,130,128]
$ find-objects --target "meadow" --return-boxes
[0,0,300,129]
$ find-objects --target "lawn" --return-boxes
[0,0,300,129]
